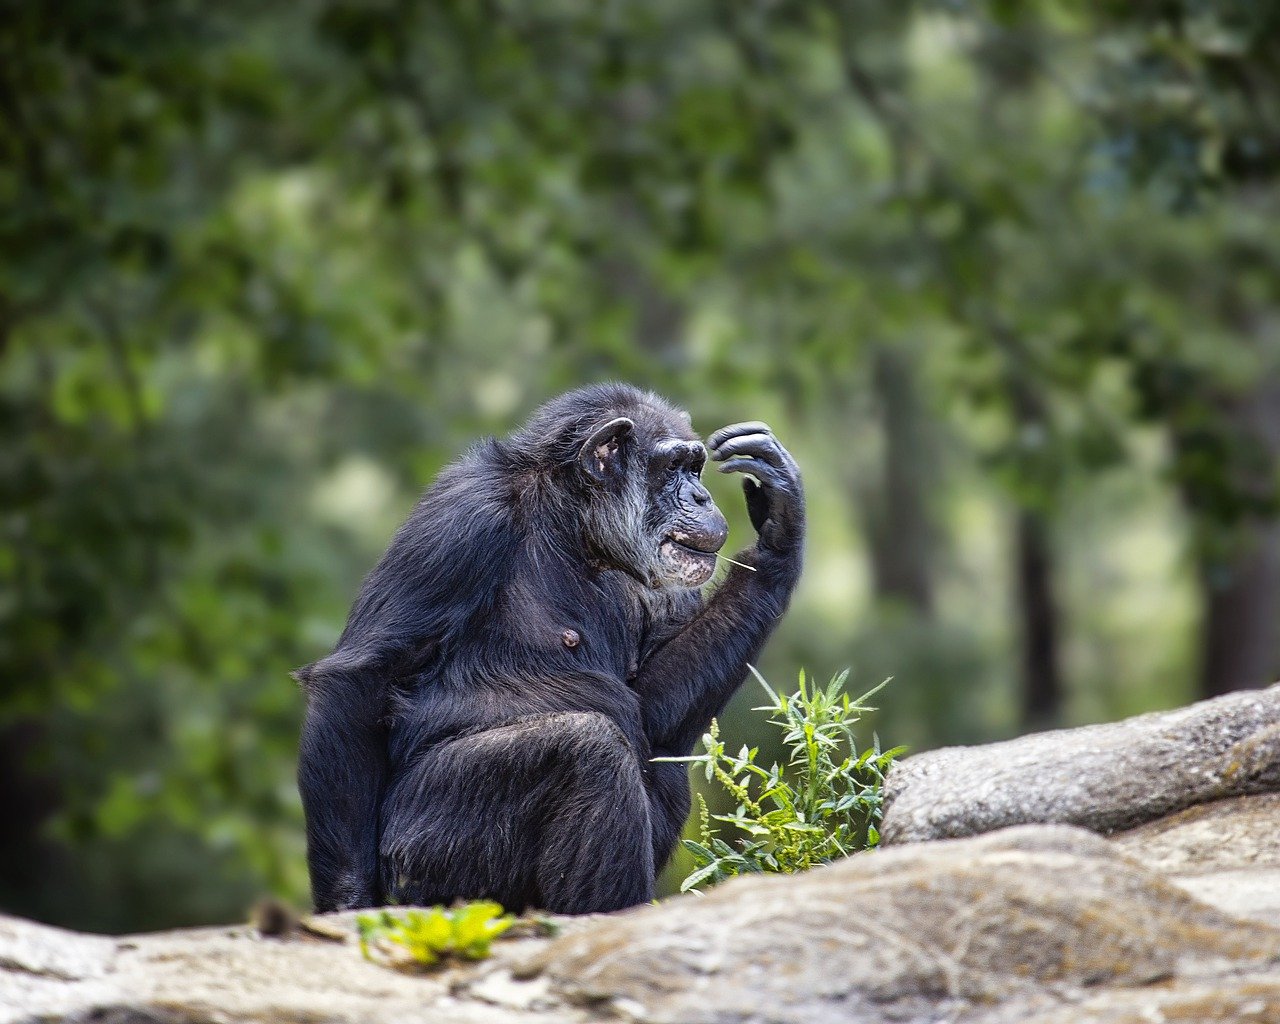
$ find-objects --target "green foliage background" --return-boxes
[3,0,1280,932]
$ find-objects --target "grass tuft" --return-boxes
[659,668,904,892]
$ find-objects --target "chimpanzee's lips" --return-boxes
[665,539,717,562]
[666,529,724,554]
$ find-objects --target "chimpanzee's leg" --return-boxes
[379,711,655,914]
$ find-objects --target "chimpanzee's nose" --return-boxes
[693,484,712,505]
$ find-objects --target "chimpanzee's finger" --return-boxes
[716,457,786,489]
[707,421,772,450]
[710,433,786,467]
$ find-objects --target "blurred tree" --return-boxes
[867,345,938,616]
[4,0,1280,932]
[1084,0,1280,696]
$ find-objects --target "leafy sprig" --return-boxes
[356,902,514,971]
[660,669,903,892]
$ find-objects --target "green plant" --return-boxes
[356,902,515,971]
[660,669,904,892]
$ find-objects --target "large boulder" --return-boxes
[7,685,1280,1024]
[1111,791,1280,929]
[880,682,1280,844]
[510,823,1280,1024]
[6,823,1280,1024]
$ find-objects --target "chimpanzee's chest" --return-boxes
[516,620,633,677]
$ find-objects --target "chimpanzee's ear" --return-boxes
[579,417,635,486]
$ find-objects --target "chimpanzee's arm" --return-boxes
[633,423,804,756]
[296,653,388,912]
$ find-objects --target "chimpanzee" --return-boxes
[296,383,804,914]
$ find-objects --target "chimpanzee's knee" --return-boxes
[529,713,654,913]
[535,711,642,781]
[379,710,654,914]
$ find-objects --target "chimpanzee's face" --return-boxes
[575,409,727,588]
[645,437,727,587]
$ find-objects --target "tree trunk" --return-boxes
[1186,377,1280,698]
[0,722,64,922]
[1016,508,1063,729]
[866,345,935,614]
[1198,523,1280,696]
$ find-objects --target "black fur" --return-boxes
[297,383,805,914]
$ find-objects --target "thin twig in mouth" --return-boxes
[716,553,757,572]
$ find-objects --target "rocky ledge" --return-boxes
[5,683,1280,1024]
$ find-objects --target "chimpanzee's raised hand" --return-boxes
[707,421,805,558]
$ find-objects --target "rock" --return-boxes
[0,916,114,983]
[880,682,1280,845]
[0,912,562,1024]
[1015,977,1280,1024]
[1110,792,1280,875]
[9,824,1280,1024]
[513,824,1280,1024]
[10,687,1280,1024]
[1110,792,1280,929]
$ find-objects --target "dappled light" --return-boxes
[3,1,1279,934]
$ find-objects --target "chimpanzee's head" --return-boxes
[513,384,728,588]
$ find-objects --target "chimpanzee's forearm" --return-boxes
[634,545,800,755]
[632,416,805,756]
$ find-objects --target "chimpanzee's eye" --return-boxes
[653,443,705,479]
[652,453,678,481]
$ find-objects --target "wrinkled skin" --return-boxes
[648,436,726,586]
[297,384,805,915]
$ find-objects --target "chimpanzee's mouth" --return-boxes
[662,538,718,563]
[657,531,722,587]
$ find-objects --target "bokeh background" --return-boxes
[4,0,1280,934]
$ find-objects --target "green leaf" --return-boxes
[682,840,716,863]
[680,862,725,892]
